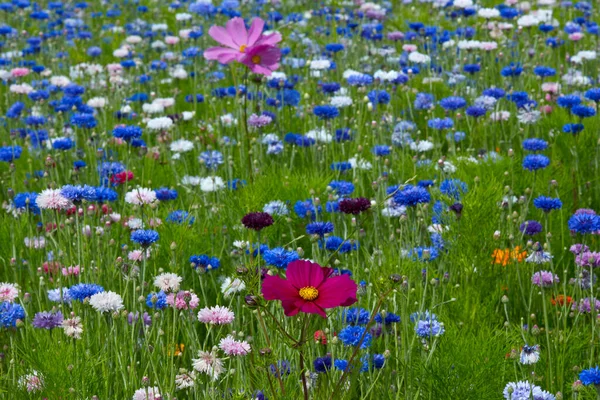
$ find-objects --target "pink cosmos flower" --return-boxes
[262,260,357,318]
[239,44,281,75]
[204,17,281,75]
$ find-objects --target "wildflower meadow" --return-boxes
[3,0,600,399]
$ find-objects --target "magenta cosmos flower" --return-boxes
[204,17,281,71]
[262,260,357,318]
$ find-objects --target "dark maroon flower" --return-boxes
[449,203,463,218]
[242,212,274,231]
[338,198,371,215]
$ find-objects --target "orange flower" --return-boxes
[167,343,185,356]
[551,295,573,306]
[491,246,527,266]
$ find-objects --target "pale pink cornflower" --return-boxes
[175,371,196,390]
[165,36,180,45]
[24,236,46,249]
[128,249,150,262]
[569,32,584,41]
[167,290,200,310]
[62,316,83,339]
[542,82,560,94]
[0,282,19,302]
[402,44,417,52]
[153,272,182,292]
[36,189,74,210]
[125,188,157,206]
[247,113,272,128]
[62,266,81,277]
[219,335,251,356]
[11,68,30,78]
[197,305,235,325]
[18,371,44,393]
[192,350,224,380]
[9,83,34,94]
[132,386,161,400]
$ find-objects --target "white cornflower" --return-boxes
[221,277,246,297]
[200,176,225,192]
[125,188,157,206]
[146,117,173,130]
[192,350,224,380]
[154,273,182,292]
[89,291,124,313]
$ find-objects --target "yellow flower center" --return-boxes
[251,55,261,64]
[239,44,247,53]
[299,286,319,301]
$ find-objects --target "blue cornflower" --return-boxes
[52,137,75,150]
[372,145,391,156]
[166,210,195,224]
[155,187,178,201]
[568,213,600,234]
[6,101,25,118]
[324,236,357,253]
[0,146,22,162]
[294,200,321,219]
[306,222,334,236]
[313,355,332,373]
[409,246,439,262]
[447,131,466,142]
[338,325,372,348]
[199,150,224,170]
[112,125,143,141]
[321,82,340,93]
[557,94,581,108]
[367,90,391,105]
[326,201,340,213]
[439,96,467,110]
[482,87,506,99]
[466,106,487,118]
[68,283,104,302]
[93,187,118,202]
[563,123,584,134]
[325,43,344,52]
[87,46,102,57]
[414,92,434,109]
[146,291,167,310]
[329,180,354,196]
[342,308,370,325]
[347,73,373,86]
[533,66,556,77]
[500,62,523,76]
[533,196,562,212]
[189,254,220,271]
[375,312,401,324]
[522,154,550,171]
[393,185,431,207]
[263,200,289,216]
[64,83,85,97]
[131,229,160,247]
[13,192,40,214]
[415,318,445,338]
[522,138,548,152]
[571,104,596,118]
[519,220,543,235]
[313,105,339,119]
[330,161,352,171]
[585,88,600,102]
[0,302,25,328]
[463,64,480,74]
[372,354,385,369]
[580,367,600,386]
[276,89,300,106]
[70,113,97,129]
[427,117,453,130]
[262,247,300,268]
[334,359,349,371]
[440,179,468,201]
[60,184,97,203]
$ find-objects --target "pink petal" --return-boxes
[281,300,301,317]
[246,63,275,76]
[247,18,265,46]
[226,17,248,47]
[315,275,358,308]
[256,32,282,46]
[262,275,299,301]
[208,26,238,49]
[203,47,240,64]
[285,260,326,289]
[299,301,327,318]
